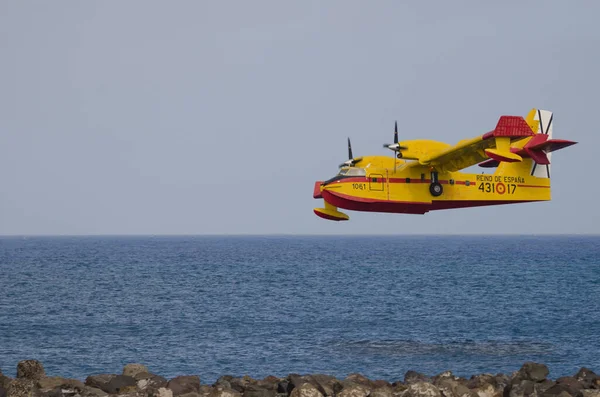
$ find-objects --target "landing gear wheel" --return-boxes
[430,182,443,197]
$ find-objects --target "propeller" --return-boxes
[383,121,407,157]
[339,137,362,168]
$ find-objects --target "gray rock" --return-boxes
[337,384,370,397]
[209,387,242,397]
[308,375,342,397]
[345,375,374,389]
[123,365,149,379]
[517,363,549,383]
[436,379,477,397]
[287,376,327,397]
[198,386,214,397]
[289,384,323,397]
[179,393,201,397]
[555,378,583,393]
[80,387,108,397]
[153,388,174,397]
[405,373,432,386]
[167,376,201,397]
[137,375,168,393]
[7,379,40,397]
[37,378,85,393]
[506,380,535,397]
[404,382,442,397]
[371,386,393,397]
[242,384,276,397]
[84,374,137,394]
[574,369,600,390]
[16,362,45,382]
[228,378,256,394]
[392,383,408,397]
[581,391,600,397]
[539,384,579,397]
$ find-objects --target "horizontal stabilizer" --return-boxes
[479,159,500,168]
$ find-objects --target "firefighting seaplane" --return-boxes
[313,108,576,221]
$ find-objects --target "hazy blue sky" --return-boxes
[1,2,598,235]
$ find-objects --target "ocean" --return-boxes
[0,236,598,382]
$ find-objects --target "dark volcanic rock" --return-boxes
[85,374,137,394]
[16,362,45,382]
[167,376,201,396]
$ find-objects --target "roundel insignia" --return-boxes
[496,182,506,195]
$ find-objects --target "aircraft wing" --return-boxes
[415,116,535,172]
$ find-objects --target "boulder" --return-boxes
[85,374,137,394]
[309,375,342,397]
[574,369,600,390]
[209,387,242,397]
[16,362,45,382]
[137,375,168,393]
[287,376,327,397]
[80,387,108,397]
[242,384,276,397]
[392,383,408,397]
[436,379,477,397]
[167,376,201,397]
[7,379,40,397]
[337,384,370,397]
[179,393,201,397]
[37,378,85,393]
[198,386,214,397]
[228,377,256,394]
[516,363,549,383]
[506,380,535,397]
[555,378,583,393]
[405,373,432,386]
[154,388,174,397]
[539,384,580,397]
[289,384,324,397]
[123,365,149,379]
[345,375,374,389]
[404,382,442,397]
[371,386,393,397]
[581,391,600,397]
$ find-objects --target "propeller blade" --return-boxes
[347,137,353,160]
[394,121,398,144]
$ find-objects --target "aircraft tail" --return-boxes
[491,109,576,179]
[525,109,553,178]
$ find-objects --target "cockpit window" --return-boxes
[338,167,366,176]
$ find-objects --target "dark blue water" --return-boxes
[0,236,599,382]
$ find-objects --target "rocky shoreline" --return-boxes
[1,361,598,397]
